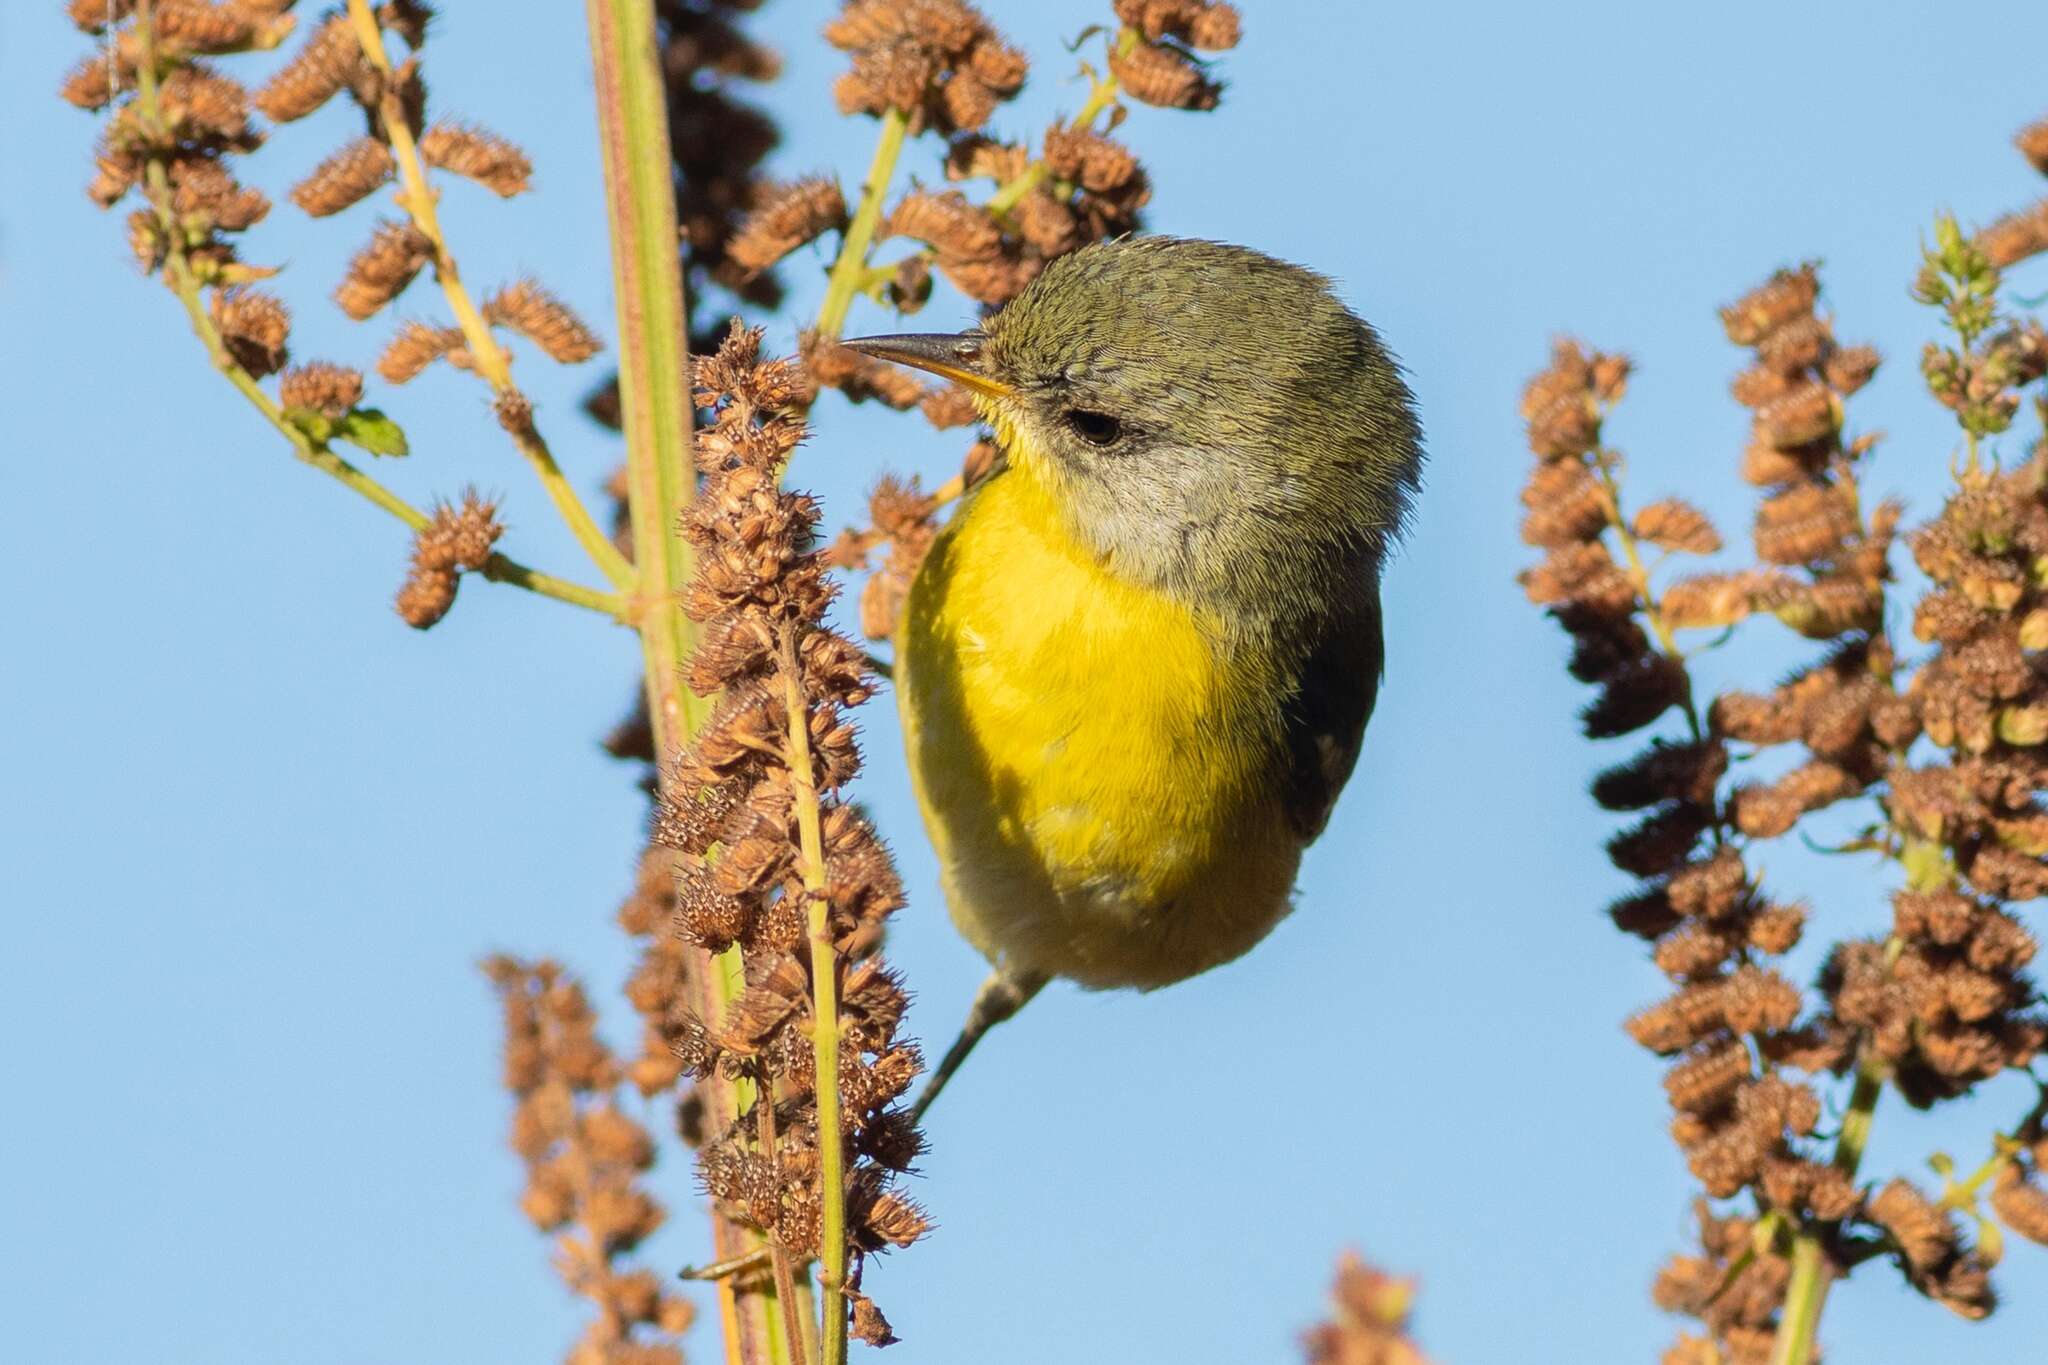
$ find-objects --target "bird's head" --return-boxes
[845,236,1422,621]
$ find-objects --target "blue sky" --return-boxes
[8,2,2048,1362]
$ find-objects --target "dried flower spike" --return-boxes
[418,121,533,198]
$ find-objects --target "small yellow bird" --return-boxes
[845,236,1422,1113]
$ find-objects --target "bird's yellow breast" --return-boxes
[896,462,1302,990]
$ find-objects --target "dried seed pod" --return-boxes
[335,220,433,320]
[1979,201,2048,269]
[1634,499,1721,554]
[727,177,848,277]
[1109,38,1221,110]
[418,121,533,197]
[212,287,290,376]
[483,280,603,364]
[254,14,360,123]
[279,361,365,418]
[378,320,468,384]
[1720,264,1819,346]
[290,138,396,218]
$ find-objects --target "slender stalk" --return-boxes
[582,2,788,1361]
[779,624,847,1365]
[816,107,909,339]
[130,1,618,621]
[1768,1235,1831,1365]
[1768,1052,1886,1365]
[345,0,635,591]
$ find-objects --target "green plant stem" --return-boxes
[129,1,619,622]
[583,3,788,1362]
[779,625,847,1365]
[346,0,635,591]
[1769,1235,1831,1365]
[816,107,909,339]
[1769,1049,1887,1365]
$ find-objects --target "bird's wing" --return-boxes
[1278,594,1383,843]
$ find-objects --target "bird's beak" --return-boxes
[838,331,1014,400]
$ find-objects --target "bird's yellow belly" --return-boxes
[896,470,1301,990]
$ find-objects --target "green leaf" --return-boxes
[335,407,409,457]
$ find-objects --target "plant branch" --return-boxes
[816,107,909,339]
[985,27,1135,216]
[346,0,635,590]
[1769,1025,1890,1365]
[130,0,619,622]
[779,623,847,1365]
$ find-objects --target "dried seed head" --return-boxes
[1979,201,2048,269]
[1109,37,1221,110]
[827,0,1026,134]
[883,187,1002,262]
[378,320,468,384]
[727,177,848,278]
[1720,264,1819,346]
[1302,1251,1433,1365]
[255,14,362,123]
[170,157,270,232]
[396,565,457,628]
[417,120,532,197]
[212,287,291,376]
[279,361,365,418]
[157,64,254,141]
[1115,0,1243,50]
[290,138,396,218]
[1633,499,1721,554]
[1825,344,1881,395]
[483,280,603,364]
[335,220,433,320]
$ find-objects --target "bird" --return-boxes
[842,236,1422,1116]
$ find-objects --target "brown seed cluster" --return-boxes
[211,286,290,375]
[483,957,694,1365]
[334,218,432,319]
[825,0,1027,136]
[1653,1202,1796,1365]
[1108,0,1240,110]
[482,280,604,365]
[1866,1178,1996,1318]
[278,360,365,418]
[377,319,471,384]
[289,136,395,217]
[822,474,940,640]
[1300,1251,1433,1365]
[1518,269,1922,1360]
[1522,115,2048,1353]
[654,325,928,1329]
[65,5,277,287]
[1990,1118,2048,1248]
[395,490,502,629]
[418,120,532,198]
[726,176,848,279]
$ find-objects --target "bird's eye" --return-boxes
[1064,409,1121,446]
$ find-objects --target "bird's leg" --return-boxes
[909,969,1048,1122]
